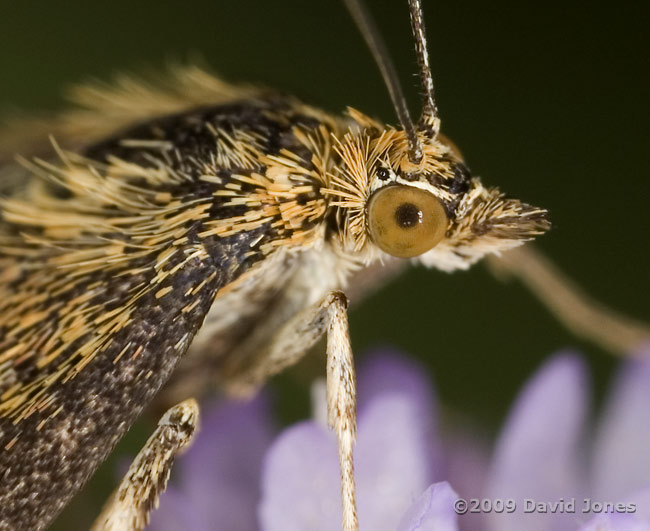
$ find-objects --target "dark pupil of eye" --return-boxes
[394,203,422,228]
[377,168,390,180]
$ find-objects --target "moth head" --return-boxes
[353,133,550,270]
[340,0,550,270]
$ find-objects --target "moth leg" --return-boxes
[237,291,359,531]
[90,399,199,531]
[487,245,650,354]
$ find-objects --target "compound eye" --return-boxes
[367,185,447,258]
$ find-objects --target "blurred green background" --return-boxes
[1,1,648,528]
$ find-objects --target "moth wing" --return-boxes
[0,151,259,529]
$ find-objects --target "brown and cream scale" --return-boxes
[0,65,548,529]
[0,1,646,530]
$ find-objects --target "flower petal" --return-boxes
[357,349,435,419]
[443,427,490,499]
[179,394,275,531]
[592,350,650,501]
[397,482,459,531]
[357,350,442,480]
[356,394,437,530]
[627,486,650,523]
[259,422,340,531]
[578,514,650,531]
[484,353,589,531]
[148,486,208,531]
[260,386,440,530]
[442,428,490,531]
[579,484,650,530]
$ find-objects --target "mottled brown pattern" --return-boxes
[0,66,548,530]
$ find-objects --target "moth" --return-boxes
[0,0,647,530]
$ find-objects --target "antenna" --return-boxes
[342,0,423,163]
[407,0,439,134]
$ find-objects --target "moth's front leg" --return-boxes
[91,399,199,531]
[324,293,358,531]
[241,291,359,531]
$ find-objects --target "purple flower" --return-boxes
[259,352,456,530]
[484,348,650,531]
[147,347,650,531]
[148,394,275,530]
[149,352,459,530]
